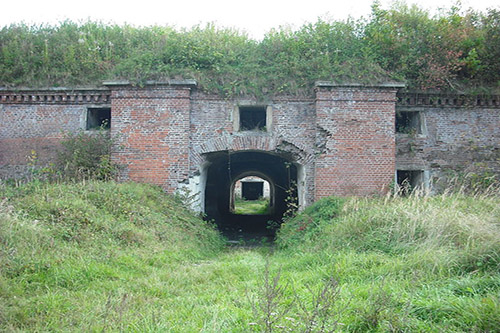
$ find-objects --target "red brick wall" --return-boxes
[0,89,110,178]
[5,84,497,203]
[315,85,398,198]
[108,84,192,192]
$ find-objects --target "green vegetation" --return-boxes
[234,198,271,215]
[0,181,225,331]
[25,126,118,182]
[1,3,499,95]
[1,179,499,331]
[276,194,500,331]
[56,128,117,181]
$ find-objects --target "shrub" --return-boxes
[56,128,117,181]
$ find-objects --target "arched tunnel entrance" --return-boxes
[204,150,298,240]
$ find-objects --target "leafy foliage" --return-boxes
[56,128,116,181]
[1,3,499,95]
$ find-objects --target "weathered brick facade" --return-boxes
[2,83,500,214]
[107,82,193,191]
[396,92,500,190]
[0,88,110,178]
[315,83,398,197]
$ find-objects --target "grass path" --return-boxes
[2,182,499,332]
[5,239,499,332]
[233,198,270,215]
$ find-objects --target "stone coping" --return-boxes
[102,80,197,87]
[315,81,406,89]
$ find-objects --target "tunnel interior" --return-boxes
[204,150,298,240]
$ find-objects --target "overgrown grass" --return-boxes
[234,198,271,215]
[0,180,225,331]
[1,3,499,94]
[276,193,500,331]
[1,181,499,331]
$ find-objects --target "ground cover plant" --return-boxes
[233,197,271,215]
[1,179,499,331]
[1,3,499,95]
[276,193,500,331]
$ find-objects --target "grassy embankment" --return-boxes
[1,181,499,331]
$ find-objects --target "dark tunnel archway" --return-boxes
[204,150,298,240]
[230,172,274,215]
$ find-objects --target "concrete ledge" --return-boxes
[103,80,197,87]
[315,81,406,89]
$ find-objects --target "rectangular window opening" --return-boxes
[239,106,267,132]
[396,170,424,194]
[87,107,111,130]
[396,111,422,135]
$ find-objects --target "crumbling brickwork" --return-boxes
[189,91,317,206]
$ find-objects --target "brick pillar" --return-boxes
[314,82,402,198]
[106,81,195,193]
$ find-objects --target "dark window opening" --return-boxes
[397,170,424,195]
[396,111,422,134]
[240,106,266,131]
[87,108,111,130]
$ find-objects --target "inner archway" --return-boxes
[204,150,298,240]
[231,174,273,215]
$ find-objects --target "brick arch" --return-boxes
[192,135,311,167]
[203,150,299,236]
[194,135,276,155]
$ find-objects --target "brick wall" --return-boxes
[189,91,317,206]
[2,83,499,206]
[315,83,400,198]
[396,93,500,185]
[107,82,193,192]
[0,89,110,178]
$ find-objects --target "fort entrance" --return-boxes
[203,150,298,239]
